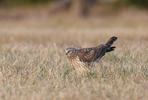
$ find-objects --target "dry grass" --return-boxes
[0,10,148,100]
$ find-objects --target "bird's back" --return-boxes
[66,36,118,72]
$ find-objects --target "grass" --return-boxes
[0,9,148,100]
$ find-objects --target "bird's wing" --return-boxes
[77,48,96,62]
[92,44,107,61]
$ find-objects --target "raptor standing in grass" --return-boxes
[65,36,118,72]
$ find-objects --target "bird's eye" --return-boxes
[66,50,70,55]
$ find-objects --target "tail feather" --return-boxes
[106,46,116,52]
[105,36,117,47]
[105,36,117,52]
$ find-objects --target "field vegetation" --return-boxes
[0,7,148,100]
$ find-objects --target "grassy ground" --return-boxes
[0,9,148,100]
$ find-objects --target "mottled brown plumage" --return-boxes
[65,36,118,72]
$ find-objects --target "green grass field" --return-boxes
[0,9,148,100]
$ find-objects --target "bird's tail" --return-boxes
[105,36,117,47]
[105,36,117,52]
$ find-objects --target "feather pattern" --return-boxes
[66,36,118,72]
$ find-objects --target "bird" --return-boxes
[65,36,118,72]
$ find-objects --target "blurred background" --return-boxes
[0,0,148,18]
[0,0,148,45]
[0,1,148,100]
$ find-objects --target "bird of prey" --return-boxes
[65,36,118,72]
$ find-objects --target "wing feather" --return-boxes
[77,48,96,62]
[92,44,107,61]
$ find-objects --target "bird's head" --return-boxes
[65,48,76,56]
